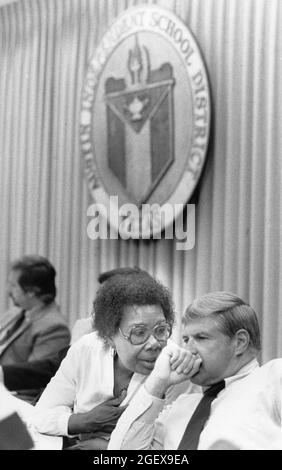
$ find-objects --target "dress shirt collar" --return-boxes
[201,358,259,394]
[224,357,259,387]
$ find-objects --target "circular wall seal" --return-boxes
[81,5,211,239]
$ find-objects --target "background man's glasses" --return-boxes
[119,321,172,345]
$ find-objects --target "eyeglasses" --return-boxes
[119,321,172,345]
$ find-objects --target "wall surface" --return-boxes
[0,0,281,362]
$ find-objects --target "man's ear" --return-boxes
[234,329,250,355]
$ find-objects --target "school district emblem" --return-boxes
[81,5,210,238]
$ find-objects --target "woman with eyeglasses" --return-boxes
[30,271,195,449]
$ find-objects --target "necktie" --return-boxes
[177,380,225,450]
[0,310,26,345]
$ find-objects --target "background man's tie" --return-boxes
[177,380,225,450]
[0,310,26,345]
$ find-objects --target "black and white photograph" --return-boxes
[0,0,281,454]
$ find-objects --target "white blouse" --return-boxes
[31,332,147,436]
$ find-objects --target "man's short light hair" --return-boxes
[183,291,261,352]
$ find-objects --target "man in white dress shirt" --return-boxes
[31,270,196,449]
[109,291,282,450]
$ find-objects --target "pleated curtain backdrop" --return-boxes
[0,0,281,362]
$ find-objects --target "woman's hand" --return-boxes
[68,391,127,435]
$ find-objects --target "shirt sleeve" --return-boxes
[108,384,167,450]
[30,343,80,436]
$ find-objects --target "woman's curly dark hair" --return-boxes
[93,272,175,342]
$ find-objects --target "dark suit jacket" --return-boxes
[0,302,70,364]
[0,302,70,401]
[3,346,69,391]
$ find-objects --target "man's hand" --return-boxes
[68,391,127,435]
[145,343,202,398]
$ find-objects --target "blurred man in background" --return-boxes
[0,255,70,401]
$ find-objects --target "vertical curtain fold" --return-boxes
[0,0,281,361]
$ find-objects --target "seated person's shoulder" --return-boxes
[260,358,282,379]
[33,303,69,329]
[67,331,105,356]
[59,331,107,374]
[71,316,93,343]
